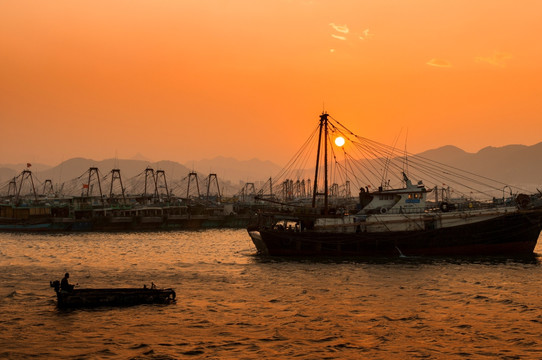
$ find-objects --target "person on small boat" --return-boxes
[60,273,75,292]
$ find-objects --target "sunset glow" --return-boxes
[1,1,541,166]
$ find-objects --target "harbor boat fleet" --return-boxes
[0,168,262,232]
[247,112,542,257]
[3,111,542,258]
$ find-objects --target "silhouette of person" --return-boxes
[60,272,75,292]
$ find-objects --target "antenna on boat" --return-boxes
[114,149,119,169]
[402,128,410,179]
[382,129,402,189]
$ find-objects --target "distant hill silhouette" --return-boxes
[0,167,17,183]
[130,152,153,162]
[185,156,282,184]
[0,158,191,195]
[36,158,192,186]
[0,163,52,191]
[1,142,541,194]
[0,158,263,197]
[416,142,542,188]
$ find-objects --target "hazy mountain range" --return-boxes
[0,157,281,196]
[416,143,542,189]
[1,143,541,194]
[0,157,281,185]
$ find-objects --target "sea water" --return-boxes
[1,230,541,359]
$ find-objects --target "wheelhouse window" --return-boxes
[379,194,394,200]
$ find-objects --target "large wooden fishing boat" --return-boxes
[247,112,542,257]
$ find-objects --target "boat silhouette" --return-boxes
[247,112,542,257]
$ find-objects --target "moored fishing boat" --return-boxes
[247,112,542,257]
[0,203,73,232]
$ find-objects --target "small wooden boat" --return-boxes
[50,280,176,308]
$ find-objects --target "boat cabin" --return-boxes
[358,174,430,215]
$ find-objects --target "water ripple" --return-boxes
[0,230,541,358]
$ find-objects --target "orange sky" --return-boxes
[1,0,541,167]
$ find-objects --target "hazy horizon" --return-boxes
[2,140,541,169]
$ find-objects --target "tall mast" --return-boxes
[324,113,329,213]
[86,167,104,207]
[109,169,126,204]
[144,167,157,198]
[156,170,169,201]
[206,173,221,200]
[312,112,329,213]
[186,172,200,199]
[15,170,38,204]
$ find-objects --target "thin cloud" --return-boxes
[475,51,512,67]
[426,58,452,68]
[359,29,374,40]
[331,34,347,41]
[329,23,349,34]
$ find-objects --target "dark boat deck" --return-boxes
[50,282,176,308]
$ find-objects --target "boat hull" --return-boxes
[249,210,542,257]
[55,288,176,308]
[0,219,73,232]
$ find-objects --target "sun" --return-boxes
[334,136,345,147]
